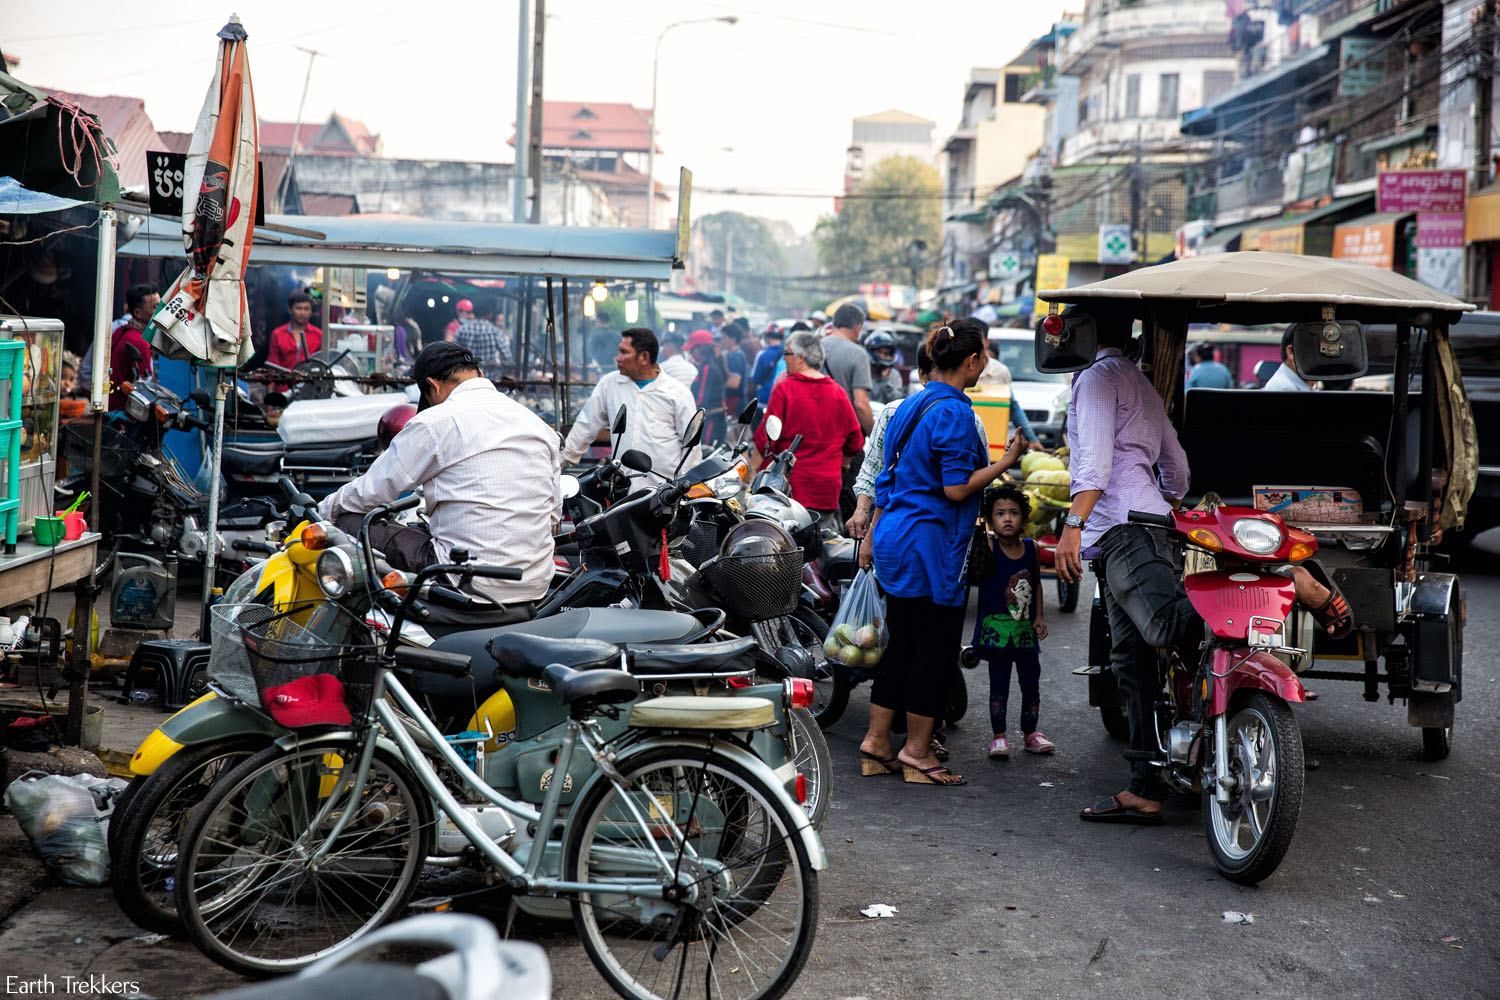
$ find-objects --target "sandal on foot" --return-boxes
[1079,795,1163,825]
[1301,560,1353,639]
[988,736,1010,759]
[859,751,900,776]
[1024,731,1056,754]
[930,736,951,761]
[903,764,967,786]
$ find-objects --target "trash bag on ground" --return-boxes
[825,568,887,668]
[4,770,129,886]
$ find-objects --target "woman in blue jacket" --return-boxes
[858,319,1026,787]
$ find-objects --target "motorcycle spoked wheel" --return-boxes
[1202,693,1304,885]
[788,606,850,730]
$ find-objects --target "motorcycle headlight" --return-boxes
[316,547,356,598]
[1231,517,1283,555]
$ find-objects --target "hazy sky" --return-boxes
[4,0,1072,233]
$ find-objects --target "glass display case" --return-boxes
[0,316,63,533]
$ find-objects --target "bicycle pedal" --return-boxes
[407,896,455,914]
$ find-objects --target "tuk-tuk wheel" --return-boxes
[1421,726,1452,761]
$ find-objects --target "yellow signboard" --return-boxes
[1257,225,1305,255]
[1033,254,1071,318]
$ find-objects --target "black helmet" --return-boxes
[864,329,898,368]
[720,519,797,558]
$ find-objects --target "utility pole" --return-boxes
[1128,136,1144,267]
[724,228,735,298]
[527,0,546,223]
[512,0,532,223]
[1476,0,1496,191]
[283,46,324,209]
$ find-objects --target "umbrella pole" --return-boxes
[198,370,228,638]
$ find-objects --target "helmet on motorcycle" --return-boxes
[864,329,898,369]
[720,518,797,559]
[377,403,417,450]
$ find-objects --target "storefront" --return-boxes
[1331,212,1415,275]
[1465,187,1500,309]
[1242,194,1373,258]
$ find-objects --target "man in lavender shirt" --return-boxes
[1056,315,1336,824]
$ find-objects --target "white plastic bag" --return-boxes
[825,568,888,668]
[4,771,129,886]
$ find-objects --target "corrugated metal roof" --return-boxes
[45,89,162,192]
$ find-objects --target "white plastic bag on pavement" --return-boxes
[825,568,887,668]
[4,770,129,886]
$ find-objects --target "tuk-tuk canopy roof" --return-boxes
[1039,252,1474,324]
[118,212,681,280]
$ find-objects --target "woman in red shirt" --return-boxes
[753,331,864,520]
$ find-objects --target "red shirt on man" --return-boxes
[267,323,323,370]
[753,371,863,512]
[108,323,153,411]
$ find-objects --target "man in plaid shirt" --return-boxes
[454,297,513,379]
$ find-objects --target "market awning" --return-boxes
[1198,220,1257,255]
[1331,211,1412,270]
[0,176,89,214]
[1242,194,1373,255]
[1181,44,1332,136]
[118,212,682,280]
[0,71,121,203]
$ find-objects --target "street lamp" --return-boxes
[646,15,738,229]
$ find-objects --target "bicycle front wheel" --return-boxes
[175,740,431,977]
[564,746,818,1000]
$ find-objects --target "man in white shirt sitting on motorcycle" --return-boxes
[562,327,701,480]
[319,342,560,611]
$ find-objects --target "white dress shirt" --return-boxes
[320,377,560,604]
[661,352,698,387]
[562,370,702,480]
[1262,363,1313,392]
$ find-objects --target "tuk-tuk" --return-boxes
[1038,252,1476,761]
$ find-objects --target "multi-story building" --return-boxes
[844,109,935,192]
[529,101,664,227]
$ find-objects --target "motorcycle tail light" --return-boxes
[1186,528,1223,552]
[787,677,815,710]
[1041,313,1064,335]
[795,773,808,805]
[300,523,330,551]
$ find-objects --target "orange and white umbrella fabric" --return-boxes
[150,16,257,366]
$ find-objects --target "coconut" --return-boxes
[1021,452,1066,477]
[823,635,841,659]
[834,623,858,646]
[1026,468,1072,503]
[839,644,863,665]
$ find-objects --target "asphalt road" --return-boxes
[1,560,1495,999]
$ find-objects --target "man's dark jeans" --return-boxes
[335,513,436,573]
[1093,523,1202,803]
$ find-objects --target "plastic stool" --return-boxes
[123,639,212,711]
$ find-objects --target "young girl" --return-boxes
[973,484,1055,758]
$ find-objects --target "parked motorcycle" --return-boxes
[1115,505,1311,884]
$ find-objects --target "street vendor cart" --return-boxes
[1038,252,1475,760]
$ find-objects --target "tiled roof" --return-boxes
[535,101,654,153]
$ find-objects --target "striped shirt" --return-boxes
[321,378,559,604]
[1066,348,1190,548]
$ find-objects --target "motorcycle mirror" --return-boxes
[560,474,581,499]
[765,415,783,442]
[189,388,213,410]
[620,449,653,474]
[611,404,629,436]
[737,399,760,426]
[682,409,705,450]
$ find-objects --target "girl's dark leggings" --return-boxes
[986,646,1041,734]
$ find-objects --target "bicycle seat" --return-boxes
[627,636,756,675]
[489,634,618,680]
[541,663,638,708]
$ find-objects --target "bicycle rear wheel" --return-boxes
[564,746,818,1000]
[175,740,431,977]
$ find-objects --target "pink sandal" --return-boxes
[1024,731,1056,754]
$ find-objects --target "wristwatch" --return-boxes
[1063,512,1086,530]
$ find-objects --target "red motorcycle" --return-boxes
[1124,504,1315,884]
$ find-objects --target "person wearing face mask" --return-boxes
[318,342,559,613]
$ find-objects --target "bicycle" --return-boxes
[173,501,825,1000]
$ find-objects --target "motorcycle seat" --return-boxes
[541,664,639,708]
[490,634,618,680]
[282,441,371,468]
[221,447,282,476]
[626,636,756,676]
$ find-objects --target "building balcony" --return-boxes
[1059,0,1231,74]
[1059,116,1196,165]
